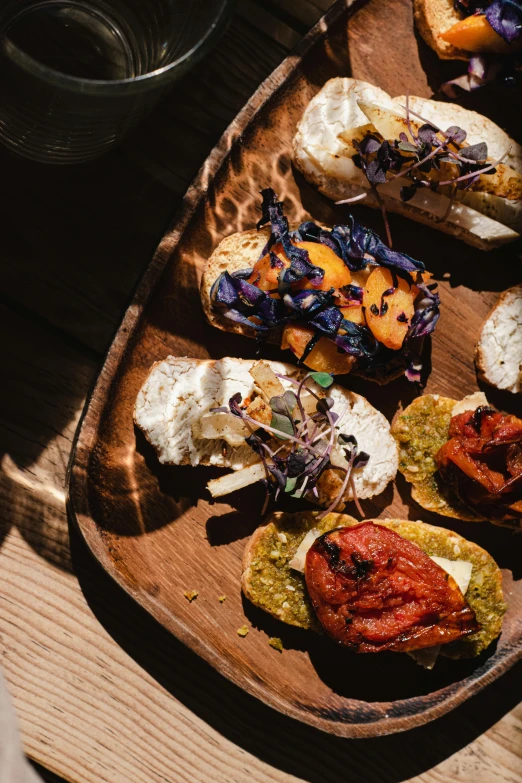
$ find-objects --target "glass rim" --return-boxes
[1,0,234,93]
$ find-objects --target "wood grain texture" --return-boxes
[0,0,521,779]
[68,0,522,740]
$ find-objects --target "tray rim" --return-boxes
[66,0,522,739]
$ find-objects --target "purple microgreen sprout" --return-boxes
[346,99,507,240]
[223,374,367,516]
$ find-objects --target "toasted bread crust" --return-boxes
[413,0,469,60]
[200,227,279,341]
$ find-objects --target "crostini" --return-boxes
[242,512,506,667]
[476,285,522,393]
[293,77,522,249]
[201,188,440,383]
[134,357,398,513]
[392,391,522,526]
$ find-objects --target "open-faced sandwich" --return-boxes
[242,512,506,667]
[134,357,398,514]
[392,391,522,527]
[293,78,522,249]
[476,284,522,393]
[201,188,440,384]
[414,0,521,62]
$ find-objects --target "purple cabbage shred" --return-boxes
[210,188,438,382]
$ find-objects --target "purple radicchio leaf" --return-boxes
[335,321,379,358]
[256,296,286,327]
[269,251,285,269]
[283,288,335,318]
[231,267,254,279]
[220,309,269,331]
[212,271,265,310]
[486,0,522,43]
[339,284,364,304]
[407,283,441,340]
[404,352,423,384]
[308,306,344,336]
[441,56,502,96]
[453,0,489,17]
[256,189,325,287]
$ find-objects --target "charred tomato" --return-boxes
[305,522,478,652]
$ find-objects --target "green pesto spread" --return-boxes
[244,512,352,631]
[245,513,506,658]
[391,395,481,521]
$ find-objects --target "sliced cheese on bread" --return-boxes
[293,77,522,250]
[476,285,522,393]
[134,356,399,501]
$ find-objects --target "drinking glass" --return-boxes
[0,0,233,163]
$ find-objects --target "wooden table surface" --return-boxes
[1,1,521,781]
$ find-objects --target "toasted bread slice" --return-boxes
[476,285,522,394]
[200,226,277,341]
[241,511,506,658]
[413,0,468,60]
[200,227,409,385]
[392,391,522,528]
[134,356,399,502]
[392,393,485,521]
[292,78,522,250]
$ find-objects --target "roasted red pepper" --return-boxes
[437,407,522,522]
[305,522,478,652]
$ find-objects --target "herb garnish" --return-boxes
[339,95,507,241]
[220,371,369,516]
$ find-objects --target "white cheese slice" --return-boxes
[408,645,441,671]
[195,411,250,447]
[410,556,473,670]
[289,529,322,572]
[451,392,489,418]
[429,556,473,596]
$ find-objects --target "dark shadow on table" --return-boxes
[70,517,522,783]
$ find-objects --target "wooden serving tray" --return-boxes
[68,0,522,738]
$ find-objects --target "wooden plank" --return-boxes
[256,0,333,29]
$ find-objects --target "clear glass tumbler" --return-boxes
[0,0,233,163]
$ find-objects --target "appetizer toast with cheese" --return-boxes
[393,392,522,527]
[202,189,440,383]
[134,357,398,513]
[293,78,522,249]
[242,512,506,665]
[476,285,522,394]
